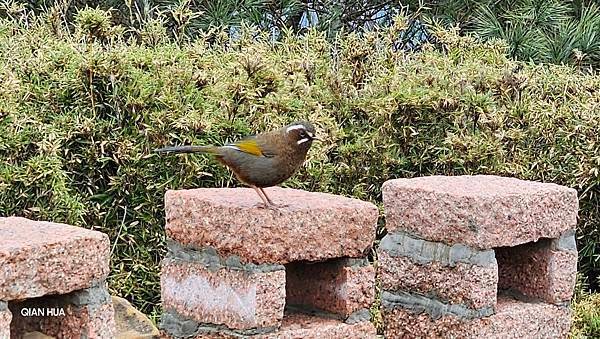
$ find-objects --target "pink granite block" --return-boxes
[473,298,570,338]
[382,295,570,338]
[161,258,286,330]
[382,175,578,249]
[164,187,378,264]
[0,217,110,301]
[0,302,10,339]
[285,259,375,318]
[9,287,116,339]
[257,312,377,339]
[496,235,577,304]
[378,251,497,310]
[158,331,238,339]
[160,313,377,339]
[39,303,116,338]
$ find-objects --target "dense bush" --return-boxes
[572,277,600,338]
[8,0,600,69]
[1,0,406,40]
[1,9,600,324]
[12,0,403,28]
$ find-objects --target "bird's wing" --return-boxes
[225,136,277,158]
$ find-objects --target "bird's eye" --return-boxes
[299,130,307,138]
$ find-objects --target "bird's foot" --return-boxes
[255,202,288,210]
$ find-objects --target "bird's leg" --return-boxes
[252,186,272,208]
[259,188,275,205]
[260,188,288,208]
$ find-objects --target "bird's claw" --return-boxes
[255,202,288,210]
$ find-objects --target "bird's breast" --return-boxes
[217,149,307,188]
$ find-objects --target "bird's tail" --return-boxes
[154,145,218,154]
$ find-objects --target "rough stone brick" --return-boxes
[496,231,577,304]
[9,285,116,338]
[0,302,10,339]
[382,293,570,339]
[381,291,494,321]
[159,311,273,339]
[377,232,498,310]
[159,312,377,339]
[161,258,286,332]
[378,252,497,310]
[382,175,578,249]
[0,217,110,300]
[285,258,375,318]
[257,312,377,339]
[164,187,378,264]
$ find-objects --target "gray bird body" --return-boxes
[216,145,296,187]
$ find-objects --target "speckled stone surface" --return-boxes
[378,251,498,310]
[497,238,577,304]
[257,312,377,339]
[0,302,11,339]
[158,331,238,339]
[382,175,578,249]
[10,297,116,338]
[0,217,110,300]
[161,258,286,330]
[165,187,378,264]
[45,303,115,339]
[158,312,376,339]
[382,294,571,338]
[285,259,375,317]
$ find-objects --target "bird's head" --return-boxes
[284,121,318,151]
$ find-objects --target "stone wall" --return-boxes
[378,175,578,338]
[159,187,379,338]
[158,175,578,338]
[0,175,579,338]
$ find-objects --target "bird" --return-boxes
[154,121,318,207]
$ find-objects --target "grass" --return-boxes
[571,278,600,338]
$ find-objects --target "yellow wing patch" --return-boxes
[232,139,264,156]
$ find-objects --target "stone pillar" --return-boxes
[160,187,379,338]
[0,217,116,338]
[378,175,578,338]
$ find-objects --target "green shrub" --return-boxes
[1,11,600,320]
[571,278,600,338]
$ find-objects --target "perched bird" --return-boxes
[155,121,318,207]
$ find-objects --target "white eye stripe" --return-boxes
[286,125,305,133]
[297,138,310,144]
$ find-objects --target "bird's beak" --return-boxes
[311,137,321,142]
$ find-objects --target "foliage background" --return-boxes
[8,0,600,68]
[1,4,600,336]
